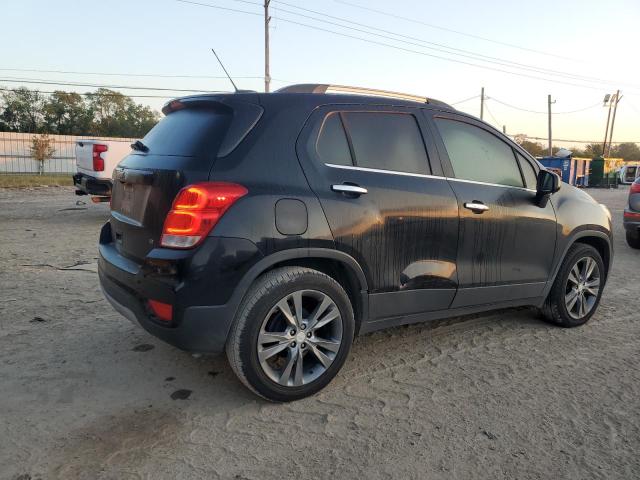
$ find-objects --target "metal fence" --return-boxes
[0,131,135,174]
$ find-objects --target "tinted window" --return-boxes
[517,152,538,189]
[435,118,524,187]
[342,112,429,174]
[316,112,352,166]
[142,108,231,157]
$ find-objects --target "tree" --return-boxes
[0,88,46,132]
[43,91,92,135]
[611,142,640,161]
[85,88,159,137]
[583,143,604,157]
[513,135,546,157]
[0,86,160,137]
[125,102,160,137]
[30,134,56,175]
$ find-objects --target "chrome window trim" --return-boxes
[324,163,537,193]
[447,176,537,193]
[325,163,438,180]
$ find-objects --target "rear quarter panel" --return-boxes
[207,96,336,255]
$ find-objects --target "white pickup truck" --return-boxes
[73,139,132,198]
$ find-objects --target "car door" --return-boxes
[296,104,459,321]
[426,111,557,308]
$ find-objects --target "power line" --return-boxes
[489,97,602,115]
[196,0,637,90]
[0,67,283,80]
[451,94,480,105]
[0,87,177,99]
[522,135,640,144]
[0,77,228,93]
[334,0,579,61]
[177,0,637,93]
[266,0,635,90]
[483,102,502,126]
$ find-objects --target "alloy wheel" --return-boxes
[564,256,601,319]
[257,289,343,387]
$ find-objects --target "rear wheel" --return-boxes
[226,267,354,402]
[626,230,640,249]
[541,244,605,327]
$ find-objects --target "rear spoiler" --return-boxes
[162,95,264,158]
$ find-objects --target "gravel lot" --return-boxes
[1,186,638,480]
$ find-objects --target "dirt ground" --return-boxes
[1,186,638,480]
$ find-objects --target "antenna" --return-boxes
[211,48,238,93]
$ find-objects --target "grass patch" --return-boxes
[0,174,73,188]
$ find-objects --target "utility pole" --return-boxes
[602,94,614,157]
[502,125,506,134]
[264,0,271,93]
[480,87,485,120]
[547,94,555,156]
[606,90,622,157]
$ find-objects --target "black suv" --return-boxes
[99,84,613,401]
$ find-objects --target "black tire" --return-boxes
[541,243,605,327]
[226,266,355,402]
[626,230,640,249]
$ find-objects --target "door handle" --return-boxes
[464,201,489,213]
[331,184,368,195]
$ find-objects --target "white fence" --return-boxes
[0,132,135,174]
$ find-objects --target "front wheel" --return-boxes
[226,267,355,402]
[541,244,605,327]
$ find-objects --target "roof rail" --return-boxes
[276,83,434,104]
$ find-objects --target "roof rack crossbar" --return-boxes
[276,83,430,104]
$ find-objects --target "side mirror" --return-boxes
[535,169,561,206]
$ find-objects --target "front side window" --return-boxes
[341,112,430,175]
[434,118,524,188]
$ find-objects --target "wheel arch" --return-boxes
[544,229,612,298]
[230,248,369,335]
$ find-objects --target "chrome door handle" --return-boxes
[464,201,489,213]
[331,184,368,195]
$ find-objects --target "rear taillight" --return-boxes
[631,181,640,195]
[92,144,108,171]
[160,182,247,249]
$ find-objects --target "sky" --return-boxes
[2,0,640,149]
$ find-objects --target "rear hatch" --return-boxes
[108,95,263,262]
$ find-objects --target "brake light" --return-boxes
[160,182,247,249]
[148,299,172,322]
[92,144,108,171]
[630,181,640,195]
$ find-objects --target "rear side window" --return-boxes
[342,112,429,175]
[435,118,524,188]
[316,112,352,166]
[141,108,231,157]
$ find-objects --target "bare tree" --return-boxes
[30,134,56,175]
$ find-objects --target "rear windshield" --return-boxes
[140,108,231,157]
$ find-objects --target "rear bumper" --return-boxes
[98,221,263,353]
[74,173,112,196]
[624,212,640,235]
[99,268,235,353]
